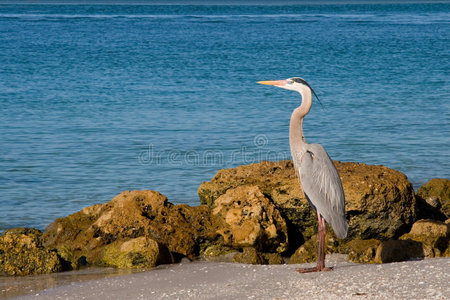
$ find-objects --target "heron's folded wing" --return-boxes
[299,144,348,239]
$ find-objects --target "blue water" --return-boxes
[0,3,449,231]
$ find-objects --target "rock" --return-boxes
[417,178,450,218]
[425,196,441,209]
[211,185,288,253]
[339,239,381,263]
[288,234,341,264]
[0,228,67,276]
[232,247,283,265]
[101,237,165,269]
[198,160,417,241]
[43,190,219,268]
[200,244,235,259]
[233,247,264,265]
[289,236,318,264]
[374,240,423,263]
[261,252,284,265]
[399,219,449,257]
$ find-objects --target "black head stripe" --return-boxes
[292,77,308,85]
[291,77,323,107]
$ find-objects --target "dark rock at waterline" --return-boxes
[198,160,417,241]
[374,239,424,263]
[0,228,68,276]
[400,219,449,258]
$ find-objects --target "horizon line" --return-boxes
[1,1,449,5]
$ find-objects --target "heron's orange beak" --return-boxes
[257,80,288,86]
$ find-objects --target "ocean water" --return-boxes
[0,3,449,231]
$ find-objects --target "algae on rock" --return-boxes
[0,228,67,276]
[101,237,163,269]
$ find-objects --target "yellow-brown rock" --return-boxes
[211,185,288,253]
[198,160,417,241]
[261,252,284,264]
[399,219,449,257]
[288,234,340,264]
[340,239,381,263]
[43,190,218,268]
[101,236,163,269]
[232,247,283,265]
[288,236,318,264]
[233,247,264,265]
[0,228,66,276]
[200,244,235,259]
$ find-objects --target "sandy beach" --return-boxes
[3,254,448,300]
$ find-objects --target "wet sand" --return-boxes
[1,266,146,299]
[5,255,450,299]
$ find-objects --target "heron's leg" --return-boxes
[317,213,332,271]
[317,213,331,270]
[296,211,333,273]
[317,212,325,269]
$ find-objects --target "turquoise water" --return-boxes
[1,3,449,231]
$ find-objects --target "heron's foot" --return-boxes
[296,266,333,273]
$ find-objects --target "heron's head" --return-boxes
[257,77,321,103]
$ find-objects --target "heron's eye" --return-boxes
[289,80,294,84]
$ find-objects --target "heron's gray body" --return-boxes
[296,143,347,239]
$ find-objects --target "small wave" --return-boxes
[0,13,184,20]
[282,20,319,24]
[0,13,376,21]
[0,11,448,24]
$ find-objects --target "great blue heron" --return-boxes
[258,77,348,273]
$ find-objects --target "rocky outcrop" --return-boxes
[0,228,67,276]
[417,178,450,218]
[41,188,290,270]
[211,185,288,253]
[42,190,218,269]
[199,160,417,241]
[2,162,447,276]
[399,219,449,257]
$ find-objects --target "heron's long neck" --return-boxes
[289,89,312,161]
